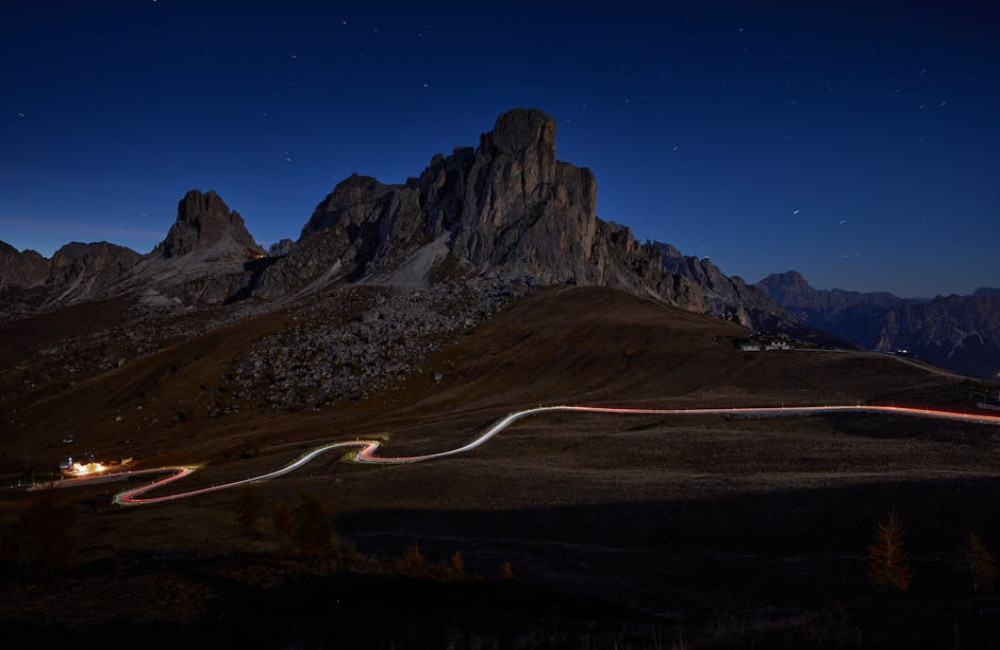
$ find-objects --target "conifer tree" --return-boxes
[959,532,996,593]
[867,510,912,592]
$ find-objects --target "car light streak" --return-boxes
[111,404,1000,506]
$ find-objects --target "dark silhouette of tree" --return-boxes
[959,532,997,593]
[234,486,262,538]
[272,502,294,556]
[868,510,912,592]
[292,491,337,561]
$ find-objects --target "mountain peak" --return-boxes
[482,108,556,158]
[761,270,810,287]
[157,189,263,260]
[0,240,49,289]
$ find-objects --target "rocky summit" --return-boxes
[156,189,264,261]
[258,108,748,320]
[0,109,779,327]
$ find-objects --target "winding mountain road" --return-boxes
[111,404,1000,506]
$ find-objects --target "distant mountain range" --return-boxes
[757,271,1000,379]
[1,108,998,379]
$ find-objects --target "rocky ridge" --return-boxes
[0,110,791,330]
[652,242,791,328]
[0,241,49,289]
[0,190,267,310]
[759,271,1000,379]
[257,109,734,321]
[757,271,918,314]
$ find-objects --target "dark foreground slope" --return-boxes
[4,287,1000,648]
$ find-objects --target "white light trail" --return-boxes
[112,404,1000,506]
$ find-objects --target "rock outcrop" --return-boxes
[122,190,265,305]
[267,239,296,258]
[156,190,263,261]
[653,242,790,328]
[0,241,49,289]
[261,108,719,314]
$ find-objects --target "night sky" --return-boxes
[2,1,998,297]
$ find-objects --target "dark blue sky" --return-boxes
[2,1,998,297]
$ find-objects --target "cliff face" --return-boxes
[650,242,792,329]
[0,241,49,289]
[260,108,719,314]
[156,190,263,261]
[293,109,599,285]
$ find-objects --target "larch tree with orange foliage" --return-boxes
[868,510,912,592]
[959,532,997,593]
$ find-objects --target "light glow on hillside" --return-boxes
[70,461,108,476]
